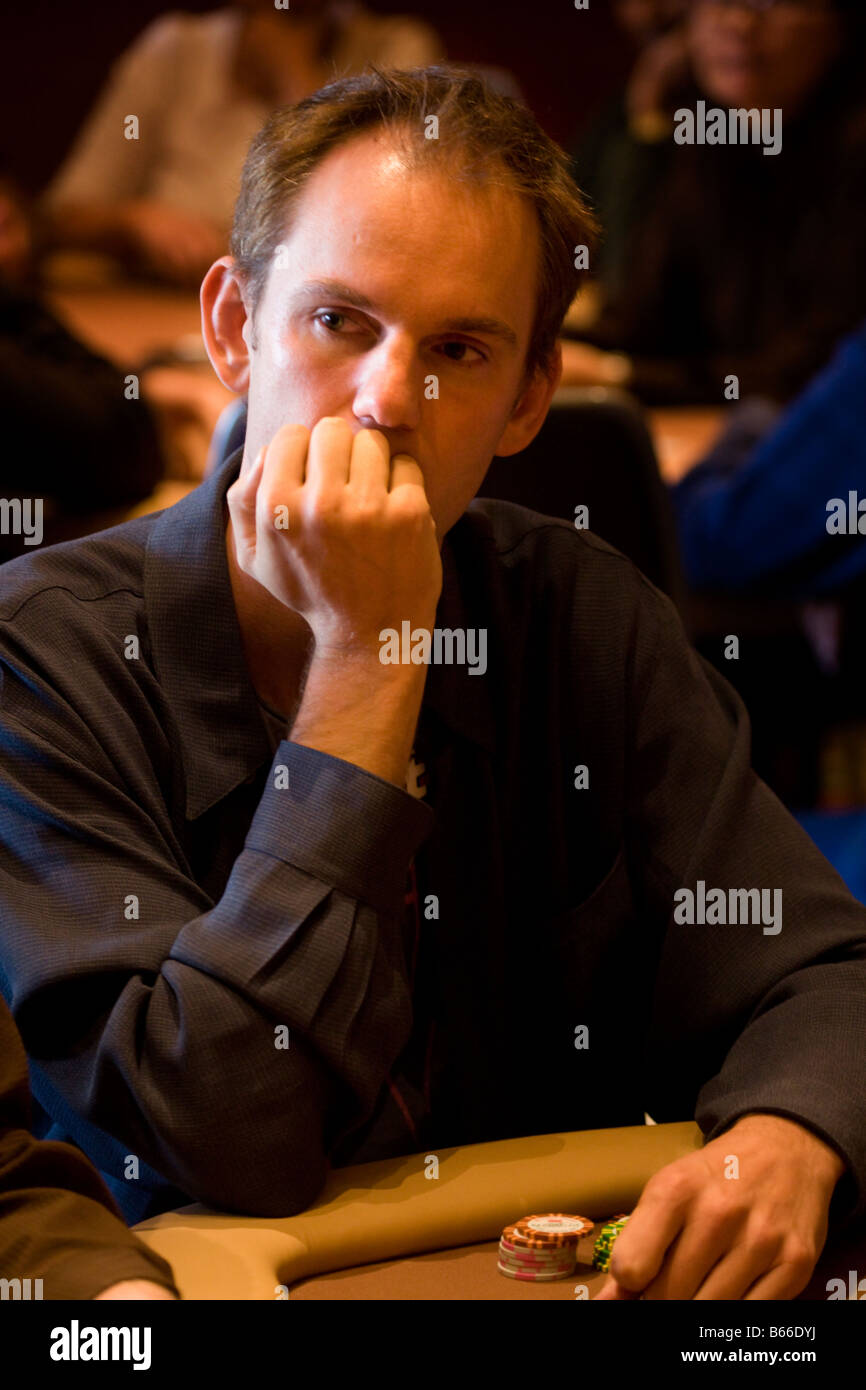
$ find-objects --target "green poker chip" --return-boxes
[591,1215,630,1271]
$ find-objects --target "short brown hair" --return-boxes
[231,64,597,384]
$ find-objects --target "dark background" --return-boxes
[3,0,628,193]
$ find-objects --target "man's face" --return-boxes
[239,130,550,538]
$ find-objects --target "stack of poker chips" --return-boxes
[498,1213,595,1281]
[591,1214,631,1273]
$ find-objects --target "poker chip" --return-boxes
[499,1244,576,1268]
[497,1261,576,1282]
[497,1245,572,1267]
[591,1214,631,1272]
[497,1213,594,1281]
[501,1213,594,1250]
[498,1252,577,1277]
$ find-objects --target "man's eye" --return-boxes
[315,310,354,333]
[440,340,486,364]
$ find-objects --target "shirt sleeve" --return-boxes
[0,993,179,1299]
[0,599,434,1216]
[671,322,866,597]
[624,573,866,1222]
[41,15,186,208]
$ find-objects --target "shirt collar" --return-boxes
[144,450,494,822]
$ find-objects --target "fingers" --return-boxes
[638,1215,734,1301]
[389,453,425,492]
[692,1245,785,1301]
[255,424,310,548]
[348,427,391,505]
[245,444,267,490]
[593,1276,641,1301]
[226,445,266,564]
[233,421,430,551]
[305,416,354,501]
[743,1258,816,1301]
[264,422,310,491]
[605,1174,692,1294]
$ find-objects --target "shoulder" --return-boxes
[460,496,668,613]
[0,517,163,760]
[0,515,153,634]
[448,497,681,687]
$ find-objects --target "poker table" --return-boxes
[133,1122,866,1300]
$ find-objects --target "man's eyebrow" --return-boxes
[292,279,519,347]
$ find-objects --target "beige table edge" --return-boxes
[133,1121,702,1300]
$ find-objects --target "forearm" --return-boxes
[289,650,430,787]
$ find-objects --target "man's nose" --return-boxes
[352,334,424,435]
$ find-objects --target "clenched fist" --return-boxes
[226,417,443,657]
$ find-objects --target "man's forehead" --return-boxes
[291,131,528,227]
[265,134,539,325]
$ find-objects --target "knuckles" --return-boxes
[645,1163,696,1206]
[777,1235,820,1277]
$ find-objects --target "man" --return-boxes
[0,996,177,1299]
[38,0,444,284]
[1,67,864,1301]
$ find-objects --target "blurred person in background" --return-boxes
[0,993,178,1299]
[561,0,866,404]
[673,320,866,601]
[0,166,164,563]
[671,318,866,809]
[38,0,444,286]
[566,0,688,318]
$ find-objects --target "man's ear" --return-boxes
[493,343,562,458]
[201,256,253,393]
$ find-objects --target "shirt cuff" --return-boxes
[245,740,435,916]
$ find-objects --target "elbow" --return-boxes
[159,1116,331,1218]
[192,1152,328,1218]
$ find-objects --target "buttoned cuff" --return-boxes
[245,741,435,916]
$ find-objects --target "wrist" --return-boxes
[731,1113,847,1185]
[290,647,428,787]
